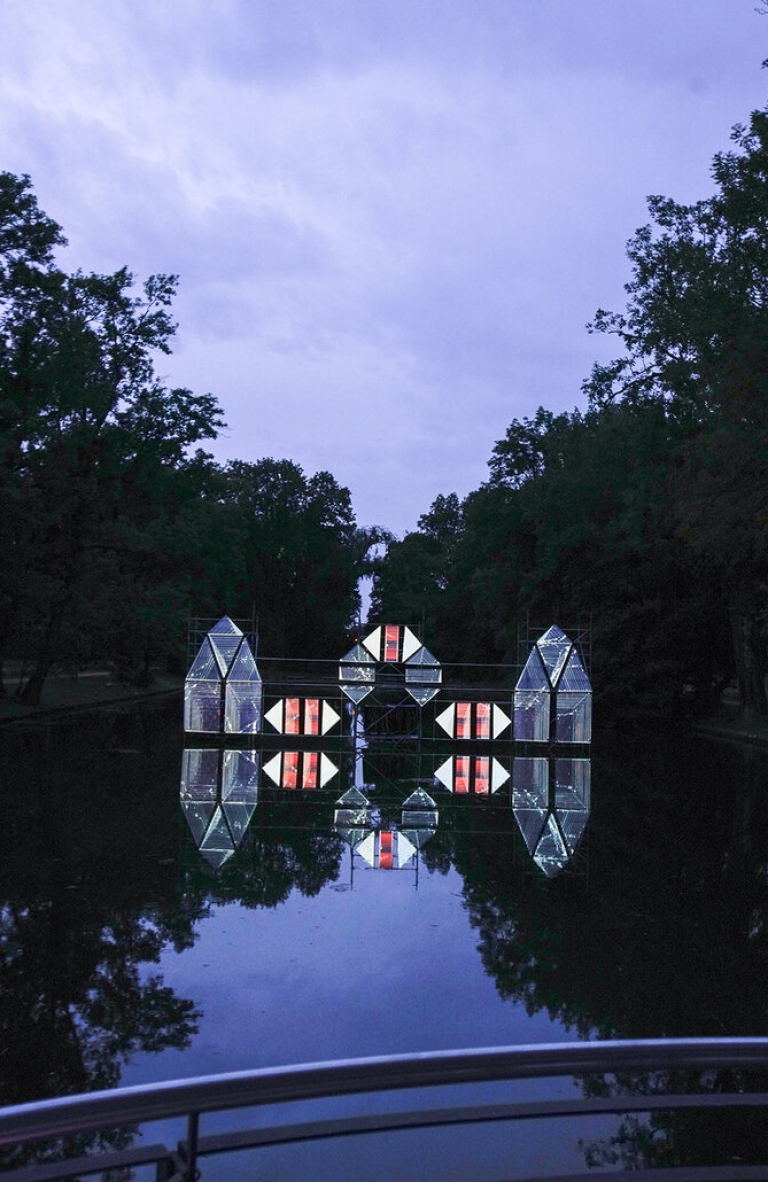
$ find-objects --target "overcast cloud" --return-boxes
[1,1,766,533]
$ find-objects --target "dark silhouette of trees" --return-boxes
[374,103,768,718]
[0,174,372,697]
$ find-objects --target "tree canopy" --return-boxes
[373,104,768,717]
[0,173,370,702]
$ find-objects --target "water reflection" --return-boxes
[180,749,259,868]
[262,749,339,789]
[179,743,591,880]
[332,784,439,884]
[512,757,591,876]
[435,754,510,795]
[8,700,768,1176]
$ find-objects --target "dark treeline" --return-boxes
[6,102,768,716]
[0,173,377,704]
[373,107,768,719]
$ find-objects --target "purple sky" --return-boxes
[1,1,766,535]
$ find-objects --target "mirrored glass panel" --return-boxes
[513,689,550,741]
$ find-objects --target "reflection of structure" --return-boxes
[513,625,591,743]
[184,617,262,734]
[339,624,442,707]
[263,751,338,789]
[512,757,590,876]
[333,786,439,878]
[435,755,509,794]
[400,787,439,848]
[264,697,340,735]
[180,749,259,868]
[436,701,511,740]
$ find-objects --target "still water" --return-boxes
[2,697,768,1176]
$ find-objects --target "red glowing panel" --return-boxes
[379,831,393,869]
[456,702,471,739]
[455,756,469,793]
[474,757,489,794]
[284,752,299,789]
[385,625,399,662]
[302,751,318,789]
[285,698,301,735]
[475,702,490,740]
[305,698,320,735]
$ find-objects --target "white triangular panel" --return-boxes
[435,756,455,792]
[436,703,455,737]
[401,626,421,663]
[264,700,285,733]
[492,705,511,738]
[395,831,417,868]
[319,754,338,787]
[263,753,284,786]
[356,831,377,867]
[491,758,510,793]
[321,701,341,734]
[362,627,381,658]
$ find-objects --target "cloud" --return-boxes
[0,0,766,532]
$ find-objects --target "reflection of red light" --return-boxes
[456,702,470,739]
[455,757,469,793]
[285,698,300,734]
[380,831,393,869]
[305,698,320,735]
[302,751,318,789]
[476,702,490,740]
[475,757,489,794]
[284,752,299,789]
[385,624,399,662]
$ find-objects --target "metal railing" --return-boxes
[2,1039,768,1181]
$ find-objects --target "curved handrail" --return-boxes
[2,1037,768,1148]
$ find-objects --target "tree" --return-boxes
[0,173,225,701]
[218,458,372,657]
[584,110,768,716]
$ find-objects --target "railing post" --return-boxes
[180,1110,199,1181]
[154,1150,179,1181]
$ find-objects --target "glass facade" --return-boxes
[513,625,592,744]
[184,617,262,734]
[512,756,591,876]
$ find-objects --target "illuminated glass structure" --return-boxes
[339,624,442,707]
[184,616,262,734]
[513,625,591,743]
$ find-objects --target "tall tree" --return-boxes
[584,110,768,716]
[0,173,225,701]
[218,458,372,657]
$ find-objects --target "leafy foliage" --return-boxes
[373,104,768,717]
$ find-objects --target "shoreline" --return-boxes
[689,714,768,748]
[0,672,184,726]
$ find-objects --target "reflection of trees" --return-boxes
[0,707,202,1169]
[578,1065,768,1172]
[178,792,344,909]
[431,733,768,1169]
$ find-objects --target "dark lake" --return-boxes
[2,696,768,1177]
